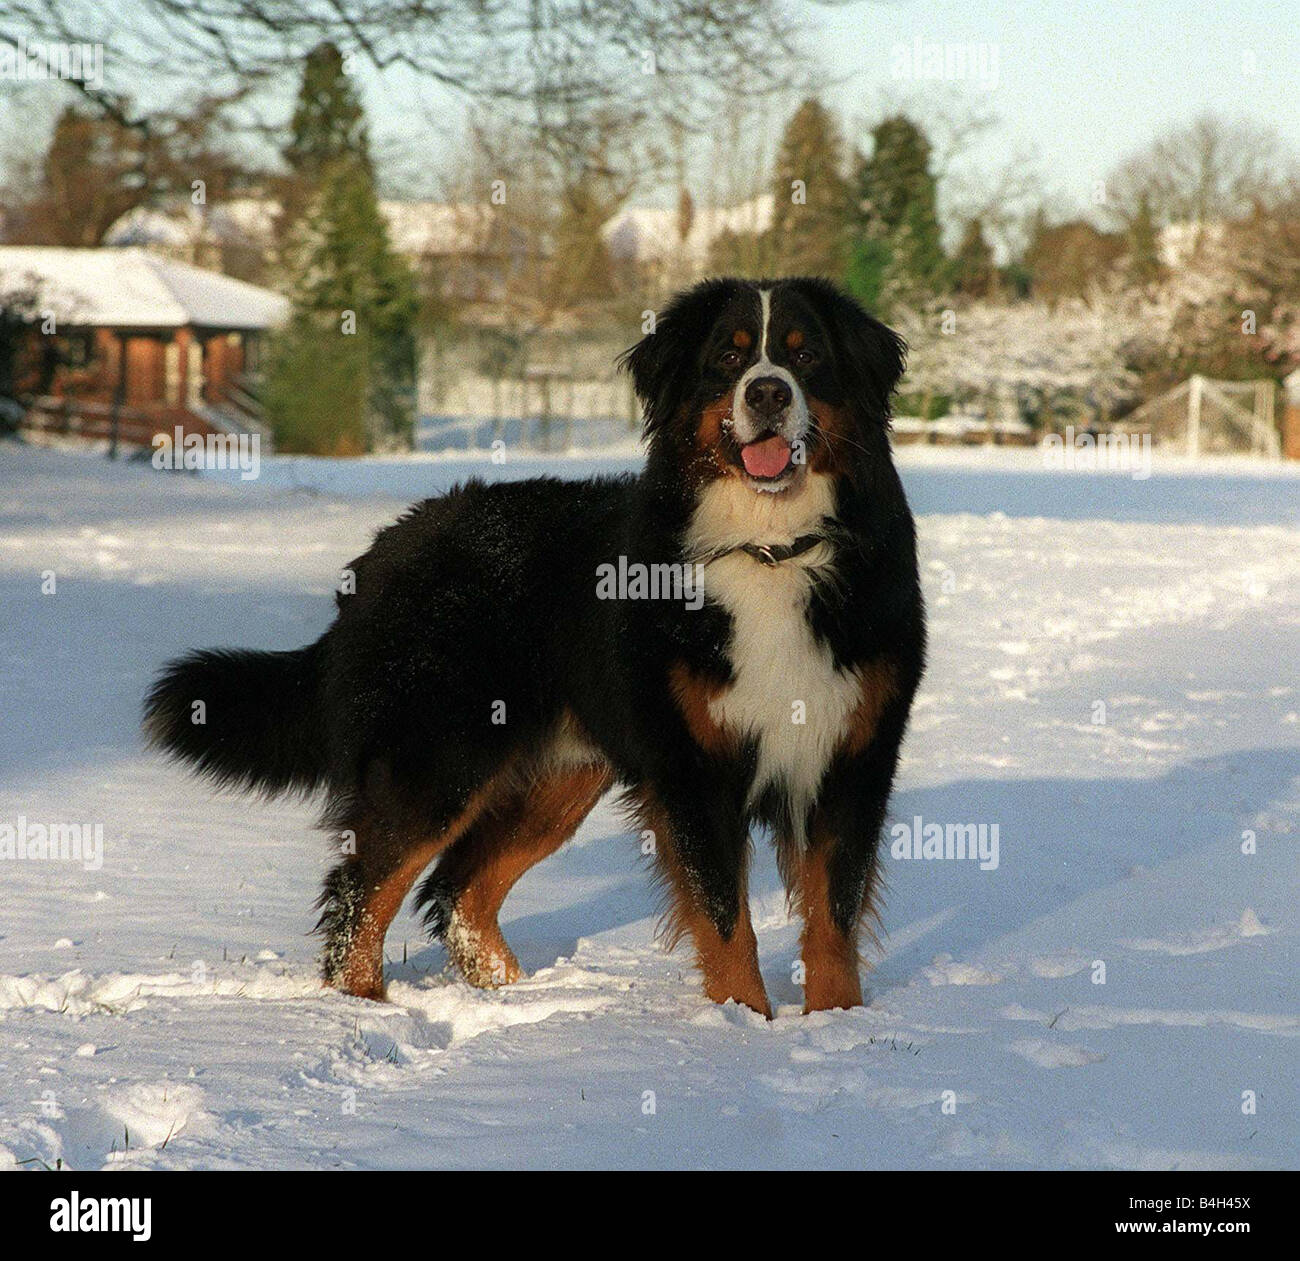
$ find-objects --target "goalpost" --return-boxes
[1126,375,1281,458]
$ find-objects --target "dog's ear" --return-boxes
[796,278,907,422]
[619,279,741,435]
[618,319,683,436]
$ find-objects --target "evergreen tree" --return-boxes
[767,99,852,276]
[284,43,372,181]
[267,43,418,453]
[843,235,892,311]
[850,114,946,311]
[952,217,996,297]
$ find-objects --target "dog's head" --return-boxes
[620,277,906,493]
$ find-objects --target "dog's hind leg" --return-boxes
[417,764,612,987]
[318,780,505,1001]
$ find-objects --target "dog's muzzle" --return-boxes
[731,364,809,484]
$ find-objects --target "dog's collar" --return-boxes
[697,533,828,567]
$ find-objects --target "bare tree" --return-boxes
[426,108,641,327]
[1105,113,1293,231]
[0,1,808,170]
[700,89,787,283]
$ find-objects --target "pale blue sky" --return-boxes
[357,0,1300,213]
[4,0,1299,217]
[809,0,1300,210]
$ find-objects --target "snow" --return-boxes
[0,247,288,330]
[0,439,1297,1170]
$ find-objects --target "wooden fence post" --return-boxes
[1186,374,1203,457]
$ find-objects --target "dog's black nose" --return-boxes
[744,376,792,415]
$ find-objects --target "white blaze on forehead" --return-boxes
[758,286,772,358]
[733,285,808,445]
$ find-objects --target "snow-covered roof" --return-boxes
[602,195,774,266]
[0,246,289,330]
[105,199,278,252]
[377,194,777,266]
[379,201,505,257]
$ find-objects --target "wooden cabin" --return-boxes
[0,246,288,451]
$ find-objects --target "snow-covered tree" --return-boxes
[898,293,1150,424]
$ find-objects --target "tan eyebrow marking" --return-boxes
[732,329,752,349]
[786,329,805,350]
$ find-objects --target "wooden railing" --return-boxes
[226,373,266,422]
[17,397,221,450]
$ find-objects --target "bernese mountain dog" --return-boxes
[145,276,925,1017]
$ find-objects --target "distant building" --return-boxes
[94,190,773,321]
[104,199,277,283]
[602,194,774,279]
[104,197,540,308]
[380,200,537,306]
[0,246,287,447]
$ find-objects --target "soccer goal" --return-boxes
[1126,375,1281,458]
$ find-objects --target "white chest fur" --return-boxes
[686,474,861,833]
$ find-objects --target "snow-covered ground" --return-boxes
[1,440,1297,1170]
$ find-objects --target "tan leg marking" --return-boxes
[439,765,612,987]
[336,839,449,1001]
[792,838,872,1014]
[668,663,734,756]
[638,797,772,1019]
[332,778,506,1000]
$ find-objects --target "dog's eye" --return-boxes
[718,349,744,369]
[792,348,818,367]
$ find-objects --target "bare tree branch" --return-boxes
[0,0,813,169]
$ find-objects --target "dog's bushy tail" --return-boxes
[143,640,327,797]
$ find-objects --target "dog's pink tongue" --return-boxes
[740,435,792,478]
